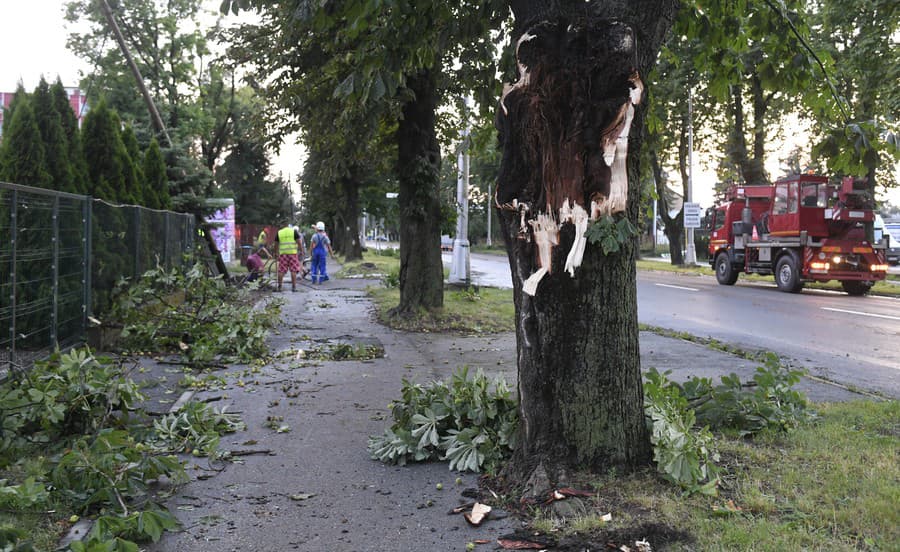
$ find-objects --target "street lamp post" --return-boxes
[449,99,472,284]
[486,190,492,246]
[684,88,698,266]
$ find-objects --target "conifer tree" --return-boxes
[80,100,123,201]
[0,96,51,188]
[143,138,169,210]
[32,77,75,192]
[51,79,88,194]
[1,85,27,138]
[120,124,144,205]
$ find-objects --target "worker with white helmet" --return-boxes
[309,221,334,284]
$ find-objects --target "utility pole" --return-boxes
[98,0,172,147]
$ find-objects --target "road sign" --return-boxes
[684,202,702,229]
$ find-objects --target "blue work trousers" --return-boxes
[311,252,329,283]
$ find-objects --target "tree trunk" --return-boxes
[674,116,692,265]
[749,74,770,183]
[498,1,677,487]
[342,175,363,261]
[331,214,346,255]
[729,82,767,185]
[651,150,684,265]
[394,68,444,314]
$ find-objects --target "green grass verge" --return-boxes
[341,251,515,333]
[368,285,514,333]
[336,250,400,278]
[470,244,507,256]
[525,400,898,551]
[636,259,714,276]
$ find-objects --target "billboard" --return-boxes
[205,198,235,263]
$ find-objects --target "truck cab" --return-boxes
[708,175,889,295]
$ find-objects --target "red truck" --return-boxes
[708,174,889,295]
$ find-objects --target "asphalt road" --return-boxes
[445,252,900,398]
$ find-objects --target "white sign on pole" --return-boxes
[684,202,702,229]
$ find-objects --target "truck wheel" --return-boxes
[841,280,873,296]
[715,253,739,285]
[775,253,803,293]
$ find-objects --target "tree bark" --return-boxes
[749,74,770,183]
[652,151,684,265]
[497,1,677,487]
[394,68,444,314]
[729,82,767,185]
[341,175,363,261]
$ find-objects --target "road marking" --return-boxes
[821,307,900,321]
[655,283,699,292]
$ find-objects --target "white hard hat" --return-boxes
[316,221,325,231]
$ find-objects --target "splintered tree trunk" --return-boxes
[394,69,444,314]
[498,1,676,486]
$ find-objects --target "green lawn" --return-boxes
[368,285,515,333]
[525,400,899,551]
[335,250,515,333]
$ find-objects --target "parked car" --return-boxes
[885,222,900,265]
[440,235,453,251]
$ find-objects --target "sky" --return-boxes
[1,2,896,210]
[1,2,89,92]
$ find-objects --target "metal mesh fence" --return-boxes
[1,182,194,375]
[90,200,195,314]
[1,183,89,374]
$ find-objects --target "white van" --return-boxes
[885,220,900,265]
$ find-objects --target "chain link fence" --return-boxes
[1,182,194,375]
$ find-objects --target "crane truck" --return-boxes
[707,174,890,295]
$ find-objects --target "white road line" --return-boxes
[821,307,900,321]
[655,283,699,292]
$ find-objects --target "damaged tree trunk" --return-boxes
[497,1,677,486]
[394,68,444,314]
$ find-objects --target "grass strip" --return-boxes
[527,400,898,550]
[368,285,515,333]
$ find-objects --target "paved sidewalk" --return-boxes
[147,276,861,552]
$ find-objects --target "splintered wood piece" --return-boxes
[463,502,492,526]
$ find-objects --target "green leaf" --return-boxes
[370,72,387,101]
[334,73,355,99]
